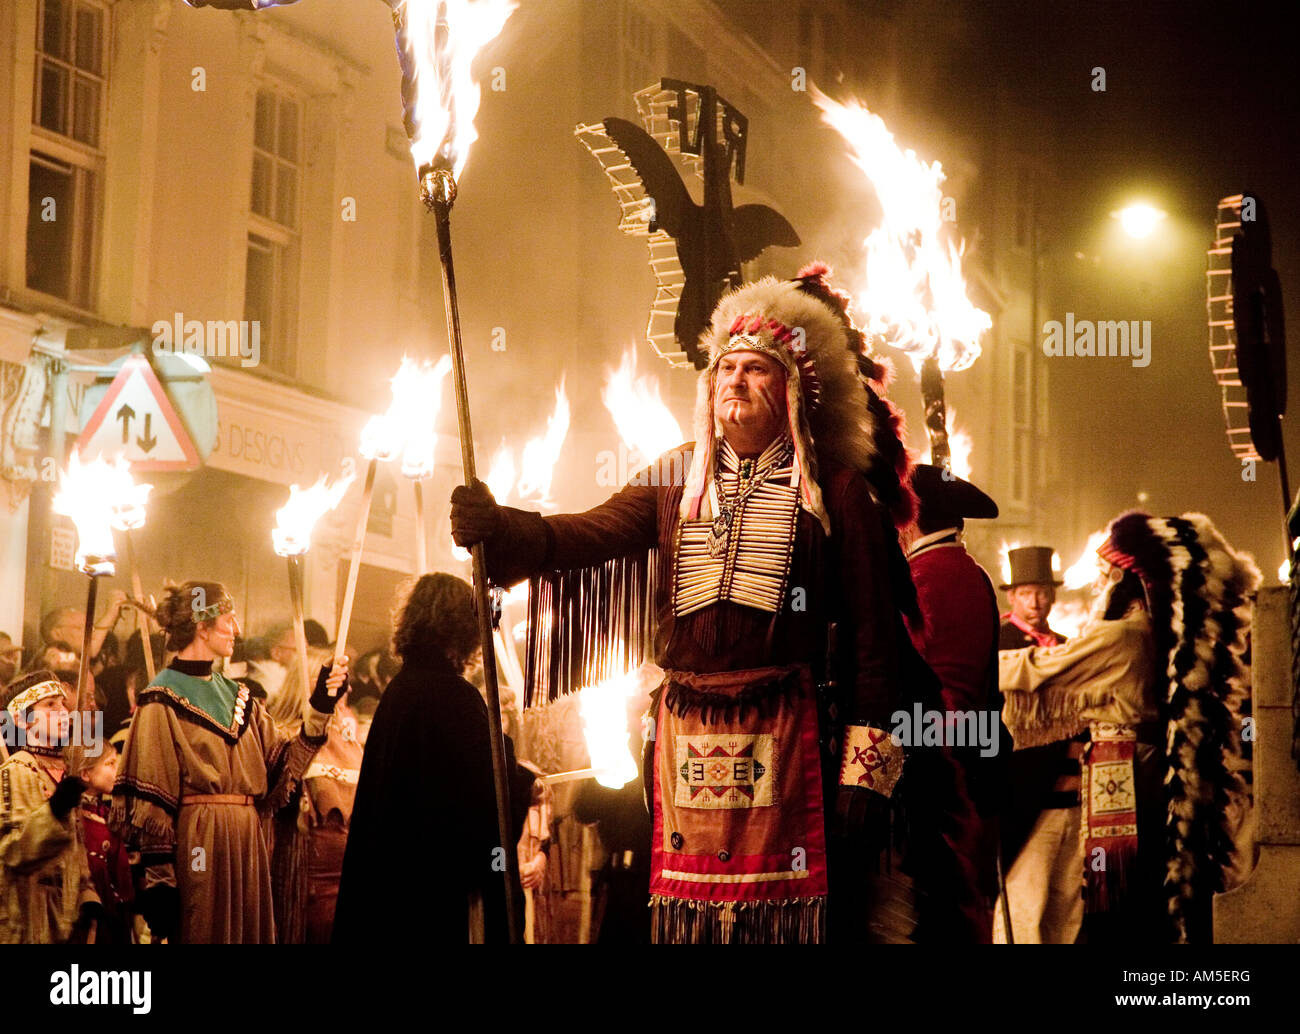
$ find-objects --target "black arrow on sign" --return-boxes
[116,404,135,444]
[136,413,158,453]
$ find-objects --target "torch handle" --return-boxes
[434,194,522,945]
[288,555,311,701]
[334,459,377,674]
[920,356,951,473]
[68,575,100,775]
[125,531,155,682]
[413,478,428,573]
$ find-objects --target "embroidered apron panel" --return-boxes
[651,666,828,904]
[675,733,775,809]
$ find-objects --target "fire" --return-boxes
[397,355,453,479]
[1279,559,1290,582]
[998,540,1021,588]
[485,442,516,504]
[579,668,640,790]
[944,405,972,480]
[1063,531,1108,591]
[359,411,403,464]
[394,0,517,180]
[272,471,356,558]
[603,346,684,465]
[812,88,991,373]
[1047,599,1090,640]
[515,380,570,505]
[52,451,152,575]
[361,355,452,466]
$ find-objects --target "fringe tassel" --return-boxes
[649,895,826,944]
[663,669,803,726]
[1001,682,1112,748]
[523,549,658,707]
[107,794,176,844]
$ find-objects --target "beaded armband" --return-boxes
[838,725,904,797]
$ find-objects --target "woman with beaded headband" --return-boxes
[109,580,350,943]
[452,265,957,944]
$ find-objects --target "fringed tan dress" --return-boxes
[110,668,326,944]
[0,750,92,943]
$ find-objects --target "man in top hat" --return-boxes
[995,545,1084,943]
[999,547,1066,649]
[904,463,1005,941]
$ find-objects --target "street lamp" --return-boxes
[1115,203,1167,239]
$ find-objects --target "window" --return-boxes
[251,87,301,230]
[27,0,107,309]
[245,86,303,376]
[33,0,106,148]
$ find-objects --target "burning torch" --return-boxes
[335,398,404,677]
[273,471,355,700]
[393,0,520,939]
[52,451,152,773]
[396,355,453,573]
[812,89,991,473]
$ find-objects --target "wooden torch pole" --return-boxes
[426,166,521,943]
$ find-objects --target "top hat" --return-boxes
[1000,546,1063,590]
[910,464,999,525]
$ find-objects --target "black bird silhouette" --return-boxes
[602,98,799,368]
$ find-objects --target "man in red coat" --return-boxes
[903,463,1004,942]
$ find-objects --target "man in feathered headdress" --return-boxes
[999,511,1259,943]
[453,264,957,943]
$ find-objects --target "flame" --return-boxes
[998,540,1022,588]
[359,411,404,463]
[272,471,356,557]
[485,442,516,504]
[579,667,639,790]
[1062,531,1108,591]
[1047,599,1090,640]
[398,355,453,479]
[361,355,453,465]
[52,451,152,574]
[603,347,684,465]
[812,88,991,373]
[943,406,972,480]
[395,0,517,181]
[515,380,570,504]
[1280,559,1290,582]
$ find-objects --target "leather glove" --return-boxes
[834,784,891,850]
[137,884,180,942]
[49,775,87,821]
[309,663,349,713]
[78,899,107,926]
[450,480,501,548]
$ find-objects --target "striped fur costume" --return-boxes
[1097,510,1260,943]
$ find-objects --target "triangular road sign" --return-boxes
[77,355,201,471]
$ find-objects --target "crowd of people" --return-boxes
[0,571,557,944]
[0,265,1262,946]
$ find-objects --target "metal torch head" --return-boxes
[419,164,457,209]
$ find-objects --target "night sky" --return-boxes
[932,0,1300,570]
